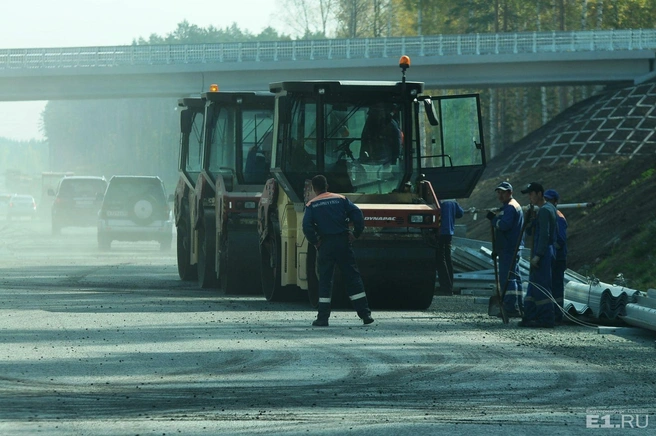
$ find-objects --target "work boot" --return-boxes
[312,319,329,327]
[517,319,553,329]
[499,310,522,319]
[362,315,374,325]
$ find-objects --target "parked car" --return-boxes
[7,194,37,220]
[49,176,107,234]
[97,176,173,250]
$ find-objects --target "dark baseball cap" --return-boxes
[495,181,513,192]
[543,189,560,201]
[521,182,544,194]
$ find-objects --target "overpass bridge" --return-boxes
[1,29,655,101]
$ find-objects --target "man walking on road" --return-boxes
[302,175,374,327]
[520,182,557,328]
[544,189,567,324]
[487,182,524,318]
[436,199,464,295]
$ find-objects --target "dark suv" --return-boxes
[49,176,108,234]
[97,176,173,250]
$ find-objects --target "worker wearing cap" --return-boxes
[520,182,557,328]
[302,174,374,327]
[544,189,567,324]
[436,199,464,295]
[486,181,524,317]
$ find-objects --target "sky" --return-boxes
[0,0,283,141]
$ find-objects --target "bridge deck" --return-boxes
[1,29,655,101]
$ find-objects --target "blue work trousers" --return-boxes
[498,250,523,314]
[552,259,566,323]
[436,235,454,294]
[523,247,555,326]
[316,233,370,321]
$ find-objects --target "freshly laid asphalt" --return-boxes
[1,220,654,435]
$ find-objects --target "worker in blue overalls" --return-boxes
[520,182,557,328]
[487,181,524,318]
[436,199,464,295]
[302,175,374,327]
[544,189,568,324]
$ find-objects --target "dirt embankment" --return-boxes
[458,154,656,290]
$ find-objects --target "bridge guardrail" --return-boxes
[1,29,655,70]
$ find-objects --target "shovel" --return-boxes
[488,223,508,323]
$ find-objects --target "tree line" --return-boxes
[0,138,48,194]
[299,0,656,37]
[39,0,656,185]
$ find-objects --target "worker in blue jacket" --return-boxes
[436,199,464,295]
[520,182,557,328]
[487,181,524,318]
[544,189,567,324]
[302,175,374,327]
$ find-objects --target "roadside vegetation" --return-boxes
[462,154,656,292]
[590,166,656,291]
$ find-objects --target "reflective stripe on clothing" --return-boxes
[492,198,524,254]
[498,251,523,314]
[306,191,346,206]
[314,229,370,321]
[523,245,555,326]
[534,297,553,306]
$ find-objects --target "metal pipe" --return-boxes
[465,202,595,220]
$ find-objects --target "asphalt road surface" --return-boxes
[1,218,655,435]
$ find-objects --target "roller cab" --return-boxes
[177,88,275,294]
[258,60,485,309]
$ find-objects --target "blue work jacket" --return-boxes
[439,200,464,236]
[302,192,365,246]
[492,198,524,254]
